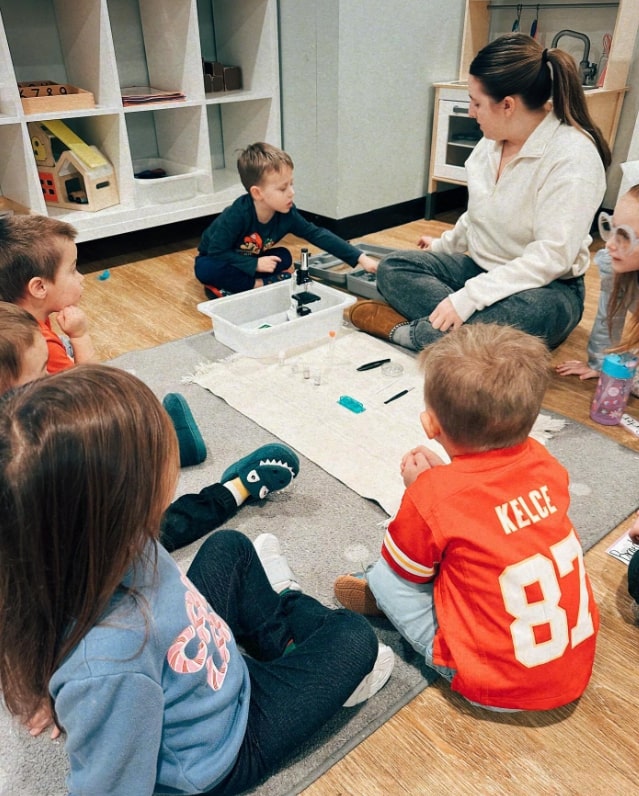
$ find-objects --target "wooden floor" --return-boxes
[77,217,639,795]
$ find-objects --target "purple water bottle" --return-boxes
[590,354,638,425]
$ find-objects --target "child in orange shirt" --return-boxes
[0,215,95,371]
[0,214,207,466]
[335,323,599,711]
[0,301,48,393]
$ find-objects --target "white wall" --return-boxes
[278,0,639,218]
[278,0,465,219]
[608,30,639,206]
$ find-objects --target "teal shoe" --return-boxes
[221,443,299,500]
[163,393,207,468]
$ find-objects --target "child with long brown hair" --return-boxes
[557,184,639,388]
[556,185,639,607]
[0,365,392,794]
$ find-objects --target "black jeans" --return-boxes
[195,247,293,293]
[160,483,238,552]
[187,530,379,796]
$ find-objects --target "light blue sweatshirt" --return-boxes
[49,543,250,795]
[586,247,639,396]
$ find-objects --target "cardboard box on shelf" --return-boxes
[18,80,95,114]
[202,60,242,93]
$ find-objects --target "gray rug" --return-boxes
[2,331,638,796]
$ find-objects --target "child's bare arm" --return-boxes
[56,306,97,364]
[555,360,599,380]
[356,253,378,273]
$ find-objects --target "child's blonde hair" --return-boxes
[419,324,551,451]
[609,184,639,353]
[237,142,294,192]
[0,302,40,394]
[0,215,77,303]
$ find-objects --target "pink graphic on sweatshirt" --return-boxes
[167,575,232,690]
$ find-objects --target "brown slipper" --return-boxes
[347,300,408,341]
[334,574,385,616]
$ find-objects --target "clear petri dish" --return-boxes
[381,361,404,377]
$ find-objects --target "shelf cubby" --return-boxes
[0,0,280,241]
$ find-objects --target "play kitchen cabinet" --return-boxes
[426,0,639,218]
[0,0,280,242]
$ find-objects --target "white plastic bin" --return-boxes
[198,281,356,357]
[133,158,208,205]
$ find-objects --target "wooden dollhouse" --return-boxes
[28,119,119,212]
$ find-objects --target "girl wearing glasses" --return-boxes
[557,185,639,391]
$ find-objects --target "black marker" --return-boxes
[384,387,414,404]
[356,358,391,371]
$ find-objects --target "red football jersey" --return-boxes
[381,438,599,710]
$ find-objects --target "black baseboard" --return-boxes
[424,186,468,219]
[77,215,214,267]
[296,198,427,240]
[77,192,468,267]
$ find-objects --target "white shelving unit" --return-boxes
[0,0,281,241]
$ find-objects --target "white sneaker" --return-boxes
[253,533,301,593]
[343,643,395,707]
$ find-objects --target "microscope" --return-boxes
[287,247,321,320]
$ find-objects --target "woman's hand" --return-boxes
[417,235,435,250]
[555,360,599,380]
[428,298,463,332]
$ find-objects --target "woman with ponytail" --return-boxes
[349,33,610,352]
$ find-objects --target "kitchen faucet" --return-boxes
[550,29,598,86]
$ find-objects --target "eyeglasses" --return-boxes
[598,212,639,255]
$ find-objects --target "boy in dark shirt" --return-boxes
[195,142,378,296]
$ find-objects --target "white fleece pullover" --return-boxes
[431,112,607,322]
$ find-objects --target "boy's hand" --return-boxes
[555,360,599,380]
[26,702,61,740]
[55,306,97,364]
[357,254,378,273]
[400,445,445,487]
[256,255,281,274]
[429,298,463,332]
[629,512,639,545]
[417,235,436,250]
[56,305,89,339]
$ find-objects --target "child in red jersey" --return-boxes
[335,323,599,711]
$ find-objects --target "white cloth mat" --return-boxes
[192,330,562,517]
[193,331,446,516]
